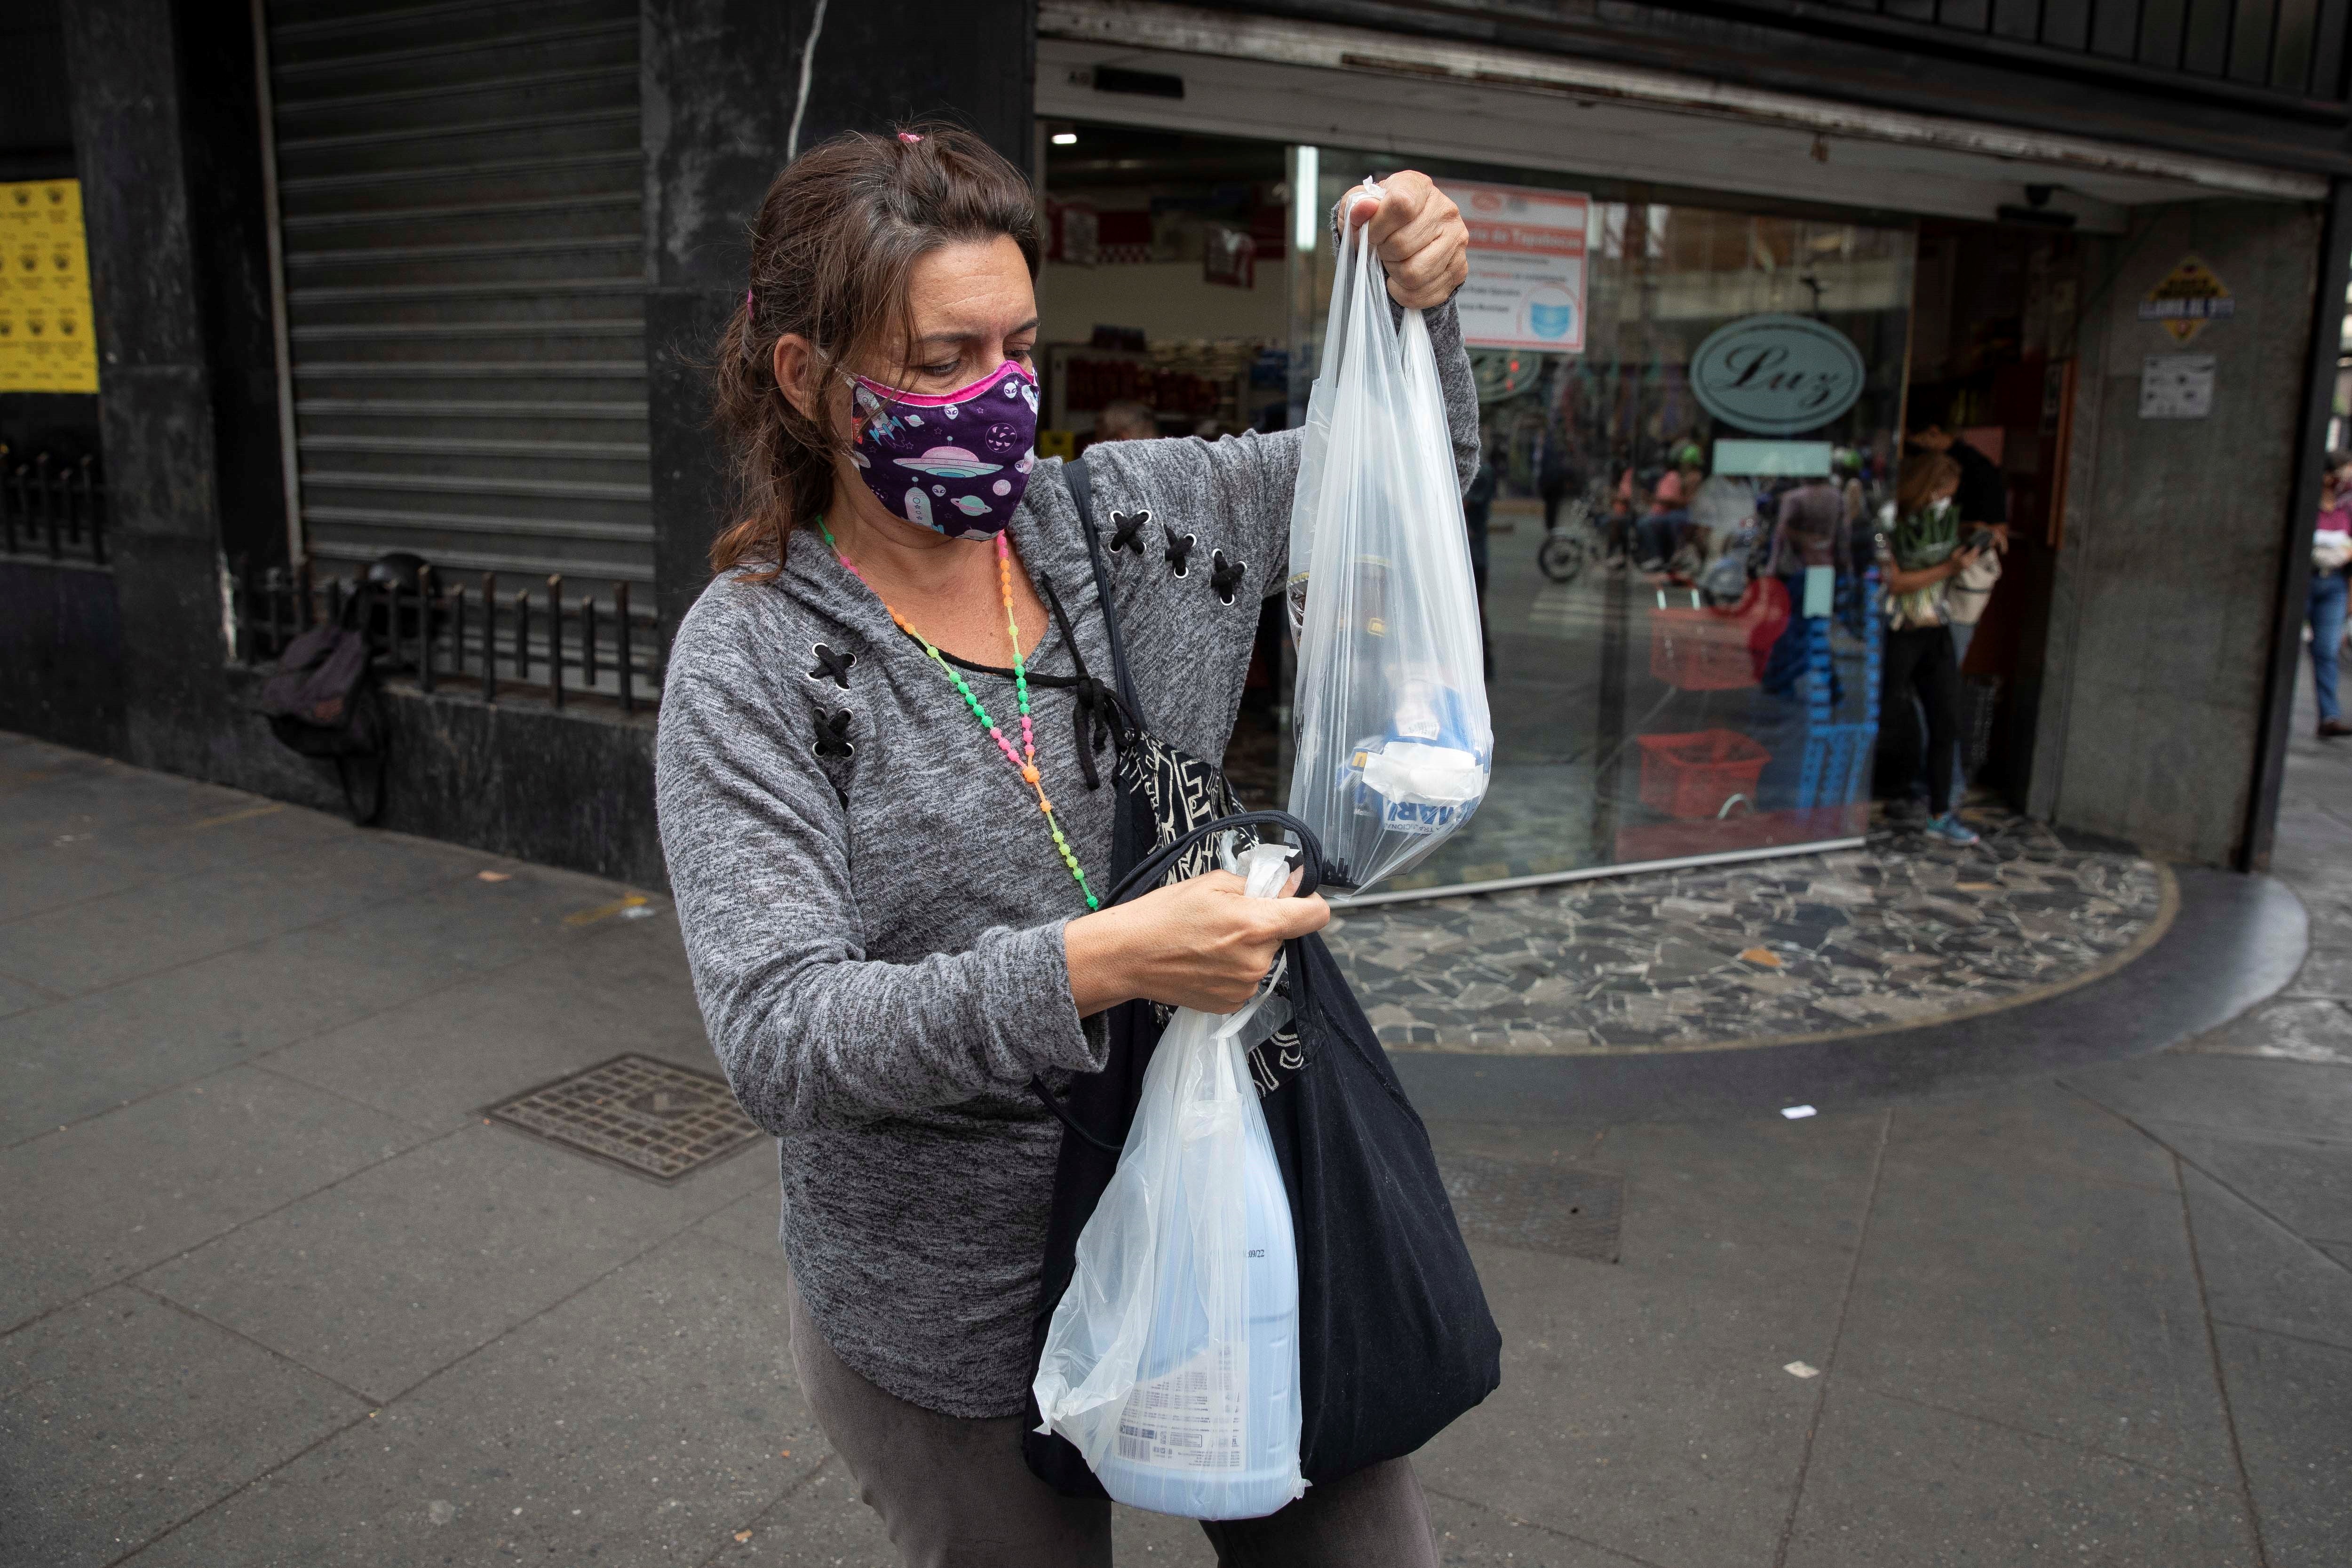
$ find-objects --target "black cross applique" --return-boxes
[807,644,855,688]
[812,708,855,759]
[1108,509,1151,555]
[1209,550,1246,605]
[1162,525,1197,579]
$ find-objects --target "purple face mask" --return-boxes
[848,361,1040,540]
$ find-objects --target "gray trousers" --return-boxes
[788,1279,1440,1568]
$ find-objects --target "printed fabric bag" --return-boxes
[1284,200,1493,892]
[1021,462,1502,1511]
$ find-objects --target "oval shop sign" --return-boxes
[1688,314,1866,436]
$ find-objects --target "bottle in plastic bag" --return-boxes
[1285,207,1492,892]
[1033,843,1306,1520]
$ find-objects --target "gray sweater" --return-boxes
[656,302,1478,1418]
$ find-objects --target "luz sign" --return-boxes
[1688,314,1865,436]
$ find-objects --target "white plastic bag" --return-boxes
[1032,842,1305,1520]
[1285,206,1492,892]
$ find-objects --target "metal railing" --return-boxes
[1,448,107,566]
[233,559,666,715]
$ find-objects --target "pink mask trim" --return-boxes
[850,359,1034,410]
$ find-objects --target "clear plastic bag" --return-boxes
[1285,207,1492,892]
[1032,842,1306,1520]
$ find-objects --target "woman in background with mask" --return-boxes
[1879,452,1984,847]
[654,126,1477,1567]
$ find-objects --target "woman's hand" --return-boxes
[1065,870,1331,1017]
[1342,171,1469,310]
[1949,545,1983,574]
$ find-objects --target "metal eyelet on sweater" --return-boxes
[1209,550,1246,605]
[808,644,855,688]
[1108,509,1151,555]
[1163,525,1197,578]
[812,708,855,759]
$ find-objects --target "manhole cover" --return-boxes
[489,1055,761,1180]
[1438,1152,1623,1263]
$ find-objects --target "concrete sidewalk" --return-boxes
[2,723,2347,1568]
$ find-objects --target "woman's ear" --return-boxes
[773,334,821,422]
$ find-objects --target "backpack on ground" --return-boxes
[255,607,387,824]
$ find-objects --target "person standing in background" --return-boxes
[1879,452,1983,846]
[1537,423,1579,539]
[1092,399,1156,443]
[2309,451,2352,739]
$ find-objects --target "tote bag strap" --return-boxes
[1104,808,1325,907]
[1027,808,1326,1154]
[1064,456,1152,731]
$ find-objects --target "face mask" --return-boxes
[847,361,1039,539]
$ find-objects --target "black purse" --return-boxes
[1020,463,1501,1499]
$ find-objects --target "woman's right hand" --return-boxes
[1065,870,1331,1017]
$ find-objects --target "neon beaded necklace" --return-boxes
[819,519,1099,911]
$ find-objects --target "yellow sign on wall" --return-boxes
[0,180,101,394]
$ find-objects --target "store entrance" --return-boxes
[1888,221,2089,817]
[1038,122,1297,804]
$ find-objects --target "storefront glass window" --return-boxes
[1293,150,1918,894]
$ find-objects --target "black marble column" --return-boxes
[59,0,286,776]
[641,0,1037,636]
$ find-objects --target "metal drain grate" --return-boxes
[489,1055,761,1180]
[1439,1153,1624,1263]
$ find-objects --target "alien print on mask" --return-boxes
[848,361,1040,540]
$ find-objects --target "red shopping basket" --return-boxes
[1649,604,1758,691]
[1635,729,1771,820]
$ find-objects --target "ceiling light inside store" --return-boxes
[1052,132,1077,145]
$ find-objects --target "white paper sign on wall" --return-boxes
[1438,180,1590,353]
[2139,354,2215,420]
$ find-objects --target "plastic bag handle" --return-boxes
[1104,809,1326,908]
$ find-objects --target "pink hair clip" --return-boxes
[898,131,922,143]
[745,287,755,313]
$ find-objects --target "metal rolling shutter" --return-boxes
[265,0,652,588]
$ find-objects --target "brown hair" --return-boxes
[708,123,1040,579]
[1896,451,1962,518]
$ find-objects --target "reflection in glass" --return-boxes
[1292,157,1916,895]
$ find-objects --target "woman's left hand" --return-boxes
[1342,172,1470,310]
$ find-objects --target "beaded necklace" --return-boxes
[819,519,1099,911]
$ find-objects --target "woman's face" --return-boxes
[862,235,1038,396]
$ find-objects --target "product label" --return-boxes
[1115,1343,1244,1471]
[1380,796,1468,836]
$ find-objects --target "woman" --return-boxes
[1879,452,1983,846]
[655,127,1476,1566]
[2309,452,2352,739]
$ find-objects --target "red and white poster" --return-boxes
[1438,180,1590,354]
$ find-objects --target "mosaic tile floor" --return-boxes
[1323,803,2172,1055]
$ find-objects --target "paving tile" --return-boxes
[1836,1097,2236,1484]
[119,1232,827,1568]
[141,1122,769,1402]
[1412,1112,1884,1568]
[0,832,478,996]
[0,967,59,1017]
[257,912,707,1133]
[2179,996,2352,1065]
[2065,1054,2352,1146]
[695,1187,785,1258]
[0,1287,363,1568]
[2214,1326,2352,1568]
[1422,1488,1665,1568]
[2148,1124,2352,1245]
[1114,1503,1218,1564]
[2182,1168,2352,1352]
[0,1067,429,1335]
[1339,806,2166,1055]
[1890,1078,2178,1194]
[1780,1385,2257,1568]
